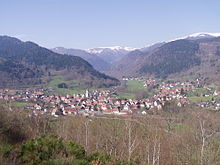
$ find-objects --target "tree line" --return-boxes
[1,104,220,164]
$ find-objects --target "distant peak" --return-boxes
[52,47,65,50]
[187,32,220,38]
[86,46,136,54]
[168,32,220,42]
[97,46,136,51]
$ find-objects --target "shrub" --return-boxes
[19,135,66,165]
[66,141,85,159]
[88,152,111,164]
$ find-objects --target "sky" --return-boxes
[0,0,220,49]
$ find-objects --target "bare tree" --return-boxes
[199,119,214,165]
[125,120,139,162]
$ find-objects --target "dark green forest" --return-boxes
[140,40,201,78]
[0,36,120,88]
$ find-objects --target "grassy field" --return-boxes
[188,95,220,102]
[117,80,147,99]
[47,76,85,95]
[186,87,215,97]
[186,87,220,102]
[126,80,145,90]
[47,77,147,98]
[0,102,28,107]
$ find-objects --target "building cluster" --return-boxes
[0,87,185,117]
[1,77,220,117]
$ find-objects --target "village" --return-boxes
[1,77,220,118]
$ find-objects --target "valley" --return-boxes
[50,33,220,89]
[2,33,220,118]
[1,75,220,118]
[2,34,220,164]
[2,0,220,164]
[2,74,220,164]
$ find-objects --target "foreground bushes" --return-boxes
[3,134,131,165]
[19,135,67,165]
[2,105,220,164]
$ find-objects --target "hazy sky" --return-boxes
[1,0,219,49]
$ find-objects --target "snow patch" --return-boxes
[86,46,136,54]
[168,32,220,42]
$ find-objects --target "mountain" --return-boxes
[86,46,136,64]
[0,36,120,88]
[139,40,201,78]
[140,42,165,53]
[110,50,145,77]
[51,47,111,71]
[111,33,220,83]
[169,32,220,42]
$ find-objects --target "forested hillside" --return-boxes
[139,40,201,78]
[0,36,120,88]
[112,37,220,86]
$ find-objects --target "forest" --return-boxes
[1,104,220,165]
[139,40,201,78]
[0,36,120,89]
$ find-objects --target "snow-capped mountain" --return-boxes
[51,47,111,71]
[86,46,136,64]
[111,32,220,79]
[169,32,220,42]
[138,32,220,53]
[140,42,165,53]
[86,46,136,54]
[52,32,220,73]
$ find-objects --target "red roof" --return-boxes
[65,107,76,112]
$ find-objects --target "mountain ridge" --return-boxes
[0,36,120,88]
[51,47,111,71]
[110,35,220,85]
[85,46,135,64]
[49,32,220,83]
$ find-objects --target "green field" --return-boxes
[126,80,145,90]
[186,87,220,102]
[117,80,147,99]
[188,95,220,102]
[47,78,147,98]
[187,88,215,97]
[0,102,28,107]
[47,76,85,95]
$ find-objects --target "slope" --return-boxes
[52,47,111,71]
[0,36,120,88]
